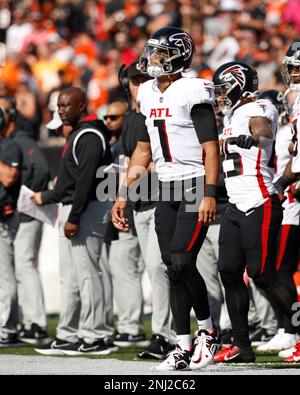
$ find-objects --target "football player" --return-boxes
[255,90,300,353]
[212,62,297,363]
[274,41,300,363]
[112,26,221,371]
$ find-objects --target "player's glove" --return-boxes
[288,184,300,203]
[229,135,256,149]
[273,175,294,196]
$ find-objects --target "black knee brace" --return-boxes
[171,253,194,279]
[167,264,181,283]
[220,271,244,288]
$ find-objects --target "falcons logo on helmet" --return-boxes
[220,65,248,89]
[169,33,193,61]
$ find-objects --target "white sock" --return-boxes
[197,317,213,334]
[177,335,192,351]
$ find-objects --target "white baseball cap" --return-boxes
[46,110,63,130]
[219,0,243,12]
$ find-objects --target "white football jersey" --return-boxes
[274,124,293,183]
[137,77,215,182]
[275,124,300,225]
[291,95,300,173]
[221,100,278,212]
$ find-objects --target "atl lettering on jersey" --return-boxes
[137,77,215,182]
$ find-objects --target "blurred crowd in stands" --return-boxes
[0,0,300,143]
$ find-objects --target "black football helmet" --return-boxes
[282,41,300,91]
[213,62,258,116]
[258,90,289,125]
[138,26,195,78]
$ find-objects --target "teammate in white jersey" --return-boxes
[112,26,221,371]
[212,62,297,364]
[273,41,300,363]
[255,90,300,353]
[275,41,300,189]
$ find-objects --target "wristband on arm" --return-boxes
[204,184,217,198]
[274,175,295,195]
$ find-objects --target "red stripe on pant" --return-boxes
[186,222,202,253]
[260,199,272,274]
[276,225,291,272]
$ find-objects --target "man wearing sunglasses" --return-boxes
[104,112,126,123]
[104,101,128,163]
[105,89,152,350]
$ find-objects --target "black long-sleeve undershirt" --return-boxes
[190,103,218,144]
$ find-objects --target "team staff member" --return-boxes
[0,95,51,345]
[33,87,113,356]
[104,100,148,347]
[0,105,22,347]
[105,101,128,161]
[113,27,221,371]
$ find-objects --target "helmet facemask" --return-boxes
[276,92,289,126]
[214,83,235,116]
[139,41,185,78]
[214,82,256,117]
[282,53,300,91]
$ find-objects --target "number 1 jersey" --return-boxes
[137,77,215,182]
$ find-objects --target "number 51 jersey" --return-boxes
[221,99,278,212]
[137,77,215,182]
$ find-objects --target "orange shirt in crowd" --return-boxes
[0,60,21,90]
[74,34,98,66]
[87,66,109,112]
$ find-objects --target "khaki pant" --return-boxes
[0,214,19,335]
[134,208,175,342]
[110,230,144,335]
[14,220,47,330]
[56,201,112,343]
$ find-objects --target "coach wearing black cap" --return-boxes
[0,104,22,347]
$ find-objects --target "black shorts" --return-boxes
[218,195,283,278]
[276,224,300,273]
[155,178,208,266]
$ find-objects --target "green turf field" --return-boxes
[0,315,299,369]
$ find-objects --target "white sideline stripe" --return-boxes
[0,355,299,375]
